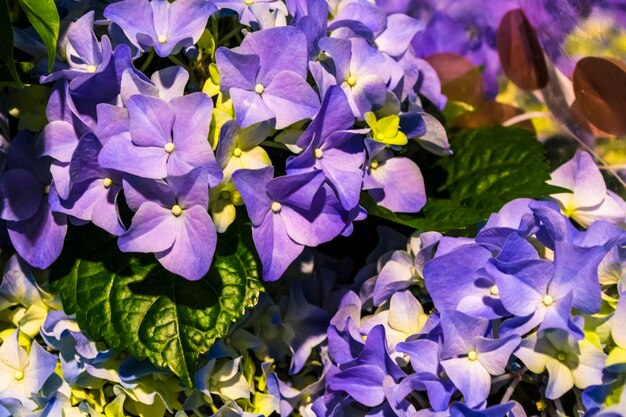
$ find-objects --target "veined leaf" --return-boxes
[362,126,568,233]
[50,225,262,387]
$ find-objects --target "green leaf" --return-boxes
[0,0,21,85]
[363,126,568,233]
[16,0,59,72]
[50,226,262,387]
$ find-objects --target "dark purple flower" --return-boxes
[0,132,67,269]
[287,0,329,59]
[119,168,216,280]
[38,81,92,200]
[99,93,222,184]
[327,325,405,407]
[104,0,216,57]
[286,86,365,210]
[49,134,124,236]
[215,26,320,128]
[232,166,349,281]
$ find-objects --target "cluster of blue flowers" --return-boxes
[0,0,452,282]
[1,0,625,415]
[1,150,626,416]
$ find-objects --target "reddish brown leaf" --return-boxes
[455,101,534,132]
[572,57,626,136]
[497,9,549,91]
[425,53,484,106]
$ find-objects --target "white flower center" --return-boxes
[271,201,282,213]
[171,204,183,216]
[164,142,175,154]
[158,35,167,44]
[314,148,323,159]
[489,285,499,296]
[542,295,554,307]
[86,65,97,73]
[254,83,264,94]
[467,350,478,361]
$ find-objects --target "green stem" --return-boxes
[211,17,219,45]
[168,55,187,69]
[220,26,243,46]
[139,50,154,72]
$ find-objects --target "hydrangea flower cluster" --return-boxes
[2,150,626,416]
[1,0,625,416]
[0,0,448,282]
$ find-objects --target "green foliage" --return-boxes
[362,126,568,233]
[0,0,21,85]
[16,0,59,72]
[50,226,263,387]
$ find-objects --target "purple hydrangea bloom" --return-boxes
[99,92,222,184]
[328,0,387,36]
[38,81,93,199]
[287,0,329,59]
[286,86,365,210]
[214,0,285,27]
[315,36,391,118]
[438,310,520,407]
[0,330,58,410]
[104,0,216,57]
[119,66,190,105]
[119,168,217,280]
[424,235,536,320]
[0,132,67,269]
[232,166,349,281]
[279,284,330,375]
[49,133,124,236]
[40,311,116,386]
[548,150,626,227]
[514,330,607,400]
[397,339,456,411]
[40,12,113,85]
[327,325,405,408]
[216,27,320,129]
[362,139,426,213]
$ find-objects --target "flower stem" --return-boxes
[139,50,154,73]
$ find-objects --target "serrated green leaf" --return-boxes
[16,0,59,72]
[51,226,262,387]
[0,0,21,85]
[363,126,569,233]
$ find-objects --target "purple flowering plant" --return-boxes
[0,0,625,415]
